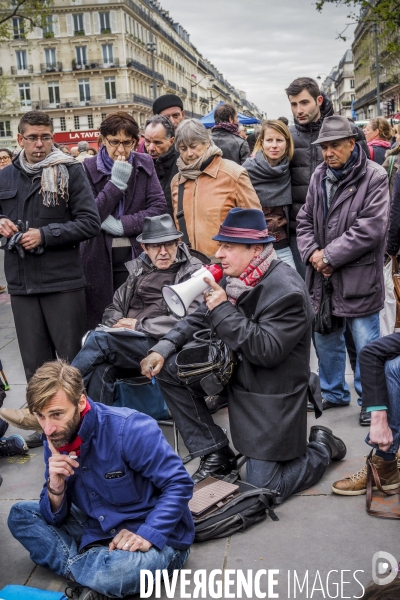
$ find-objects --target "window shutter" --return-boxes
[53,14,60,36]
[110,10,118,33]
[93,12,100,35]
[84,13,91,35]
[66,14,73,36]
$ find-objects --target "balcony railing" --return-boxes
[181,86,187,95]
[100,28,111,34]
[74,29,85,36]
[72,58,120,70]
[11,65,33,75]
[167,80,177,91]
[133,94,153,108]
[191,91,197,100]
[38,94,136,110]
[126,59,164,82]
[40,62,63,74]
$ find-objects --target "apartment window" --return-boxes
[104,76,116,101]
[75,46,87,68]
[16,50,28,71]
[19,83,31,107]
[48,81,60,106]
[88,115,94,129]
[101,113,107,120]
[74,116,80,130]
[45,48,56,68]
[43,15,54,37]
[60,116,66,131]
[100,12,110,34]
[350,79,355,89]
[13,17,24,39]
[102,44,113,66]
[0,121,12,137]
[78,78,90,103]
[73,13,84,35]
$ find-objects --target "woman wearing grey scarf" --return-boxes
[243,120,295,268]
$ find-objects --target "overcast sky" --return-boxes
[158,0,356,119]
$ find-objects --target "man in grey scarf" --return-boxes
[0,111,100,445]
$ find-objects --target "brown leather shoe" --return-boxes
[332,455,400,496]
[0,407,42,431]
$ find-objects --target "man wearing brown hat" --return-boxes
[71,214,203,406]
[297,115,390,425]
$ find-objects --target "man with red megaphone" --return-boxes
[141,208,346,495]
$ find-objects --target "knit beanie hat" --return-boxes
[153,94,183,115]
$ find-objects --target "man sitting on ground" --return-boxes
[332,332,400,495]
[141,208,346,493]
[71,214,203,406]
[8,360,194,600]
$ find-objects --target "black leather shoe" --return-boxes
[322,400,350,410]
[205,395,228,414]
[192,446,236,484]
[309,425,347,461]
[359,407,371,426]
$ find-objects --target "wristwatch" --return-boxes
[322,254,329,265]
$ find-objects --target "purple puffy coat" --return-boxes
[296,146,390,318]
[81,153,167,329]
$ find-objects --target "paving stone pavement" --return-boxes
[0,255,398,599]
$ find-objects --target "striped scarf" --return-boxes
[226,244,277,305]
[19,147,76,207]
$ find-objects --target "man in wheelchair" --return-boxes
[141,208,346,491]
[72,214,203,406]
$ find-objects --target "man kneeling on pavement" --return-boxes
[141,207,346,495]
[8,360,194,600]
[332,332,400,496]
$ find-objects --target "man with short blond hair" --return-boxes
[8,359,194,600]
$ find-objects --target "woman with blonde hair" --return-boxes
[243,119,295,267]
[364,117,392,165]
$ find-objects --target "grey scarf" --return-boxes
[19,147,76,207]
[176,142,222,183]
[243,151,292,207]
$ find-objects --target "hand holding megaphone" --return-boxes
[162,264,223,318]
[203,277,227,311]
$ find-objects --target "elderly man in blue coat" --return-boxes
[8,360,194,600]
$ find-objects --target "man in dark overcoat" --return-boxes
[141,208,346,496]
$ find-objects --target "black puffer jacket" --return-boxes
[152,146,179,218]
[211,129,250,165]
[289,93,334,232]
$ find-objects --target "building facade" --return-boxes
[0,0,263,148]
[320,50,355,118]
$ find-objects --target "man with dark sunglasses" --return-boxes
[71,214,203,406]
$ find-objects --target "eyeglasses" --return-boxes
[145,241,178,250]
[21,135,53,143]
[0,156,11,161]
[105,138,135,147]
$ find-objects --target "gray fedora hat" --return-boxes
[312,115,358,145]
[136,214,184,244]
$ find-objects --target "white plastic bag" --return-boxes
[380,258,396,336]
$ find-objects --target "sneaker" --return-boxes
[332,455,400,496]
[0,434,29,457]
[65,583,110,599]
[24,431,43,448]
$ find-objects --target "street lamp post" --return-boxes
[372,23,381,116]
[146,42,157,102]
[189,75,214,117]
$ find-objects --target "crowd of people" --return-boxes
[0,77,400,599]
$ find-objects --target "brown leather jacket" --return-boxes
[171,155,262,257]
[102,243,203,339]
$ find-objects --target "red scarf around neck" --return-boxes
[57,399,91,457]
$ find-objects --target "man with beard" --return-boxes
[285,77,334,277]
[144,116,179,218]
[8,360,194,600]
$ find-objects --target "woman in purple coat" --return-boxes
[82,112,167,329]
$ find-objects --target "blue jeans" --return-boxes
[8,502,189,598]
[72,331,155,405]
[275,246,296,269]
[365,354,400,454]
[314,313,380,405]
[246,442,330,500]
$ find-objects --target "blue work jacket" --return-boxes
[39,399,195,551]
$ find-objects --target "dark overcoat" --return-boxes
[161,260,314,461]
[82,153,167,329]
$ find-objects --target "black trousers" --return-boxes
[10,290,87,381]
[157,353,229,458]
